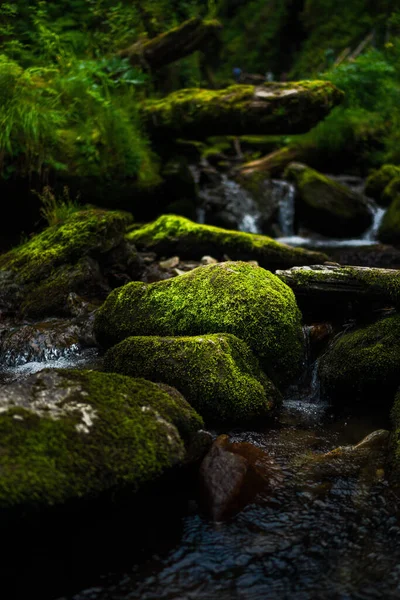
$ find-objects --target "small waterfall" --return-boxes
[362,202,386,241]
[275,180,296,236]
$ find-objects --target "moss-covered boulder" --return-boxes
[104,334,281,422]
[127,214,328,270]
[365,165,400,205]
[0,369,203,514]
[95,261,304,387]
[0,209,140,318]
[378,183,400,245]
[319,314,400,406]
[284,162,372,237]
[140,81,344,140]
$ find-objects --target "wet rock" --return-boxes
[0,209,140,318]
[95,261,305,387]
[159,256,180,270]
[199,435,283,520]
[319,313,400,406]
[127,214,328,272]
[201,255,218,265]
[199,435,248,521]
[0,369,203,517]
[0,319,83,367]
[104,334,280,422]
[285,163,372,237]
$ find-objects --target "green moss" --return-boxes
[127,214,327,269]
[390,387,400,472]
[95,261,304,387]
[0,209,133,317]
[0,369,203,512]
[319,313,400,406]
[140,81,344,139]
[365,165,400,204]
[104,334,280,422]
[0,209,132,284]
[284,162,372,237]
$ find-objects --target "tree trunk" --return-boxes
[118,17,222,71]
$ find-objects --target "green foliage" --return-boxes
[294,48,400,168]
[33,185,81,226]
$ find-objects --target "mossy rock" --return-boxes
[390,387,400,479]
[95,261,304,387]
[140,81,344,139]
[378,192,400,246]
[0,209,138,318]
[284,162,372,237]
[104,334,281,423]
[0,369,203,514]
[127,214,328,270]
[319,314,400,406]
[365,165,400,206]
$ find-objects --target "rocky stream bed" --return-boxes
[2,165,400,600]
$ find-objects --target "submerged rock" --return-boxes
[0,209,140,318]
[104,334,280,422]
[95,261,304,387]
[284,162,372,237]
[0,369,203,515]
[365,164,400,205]
[127,214,328,271]
[319,314,400,406]
[299,430,389,484]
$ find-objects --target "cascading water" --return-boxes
[275,180,296,236]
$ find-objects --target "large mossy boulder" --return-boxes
[319,314,400,406]
[284,162,372,237]
[127,214,328,270]
[0,369,203,514]
[104,334,281,422]
[95,261,304,387]
[365,165,400,205]
[0,209,139,318]
[140,81,344,139]
[378,186,400,245]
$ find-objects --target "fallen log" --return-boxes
[140,81,344,139]
[118,17,222,70]
[276,264,400,316]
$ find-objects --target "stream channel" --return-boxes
[3,174,400,600]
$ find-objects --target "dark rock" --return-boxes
[285,163,372,237]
